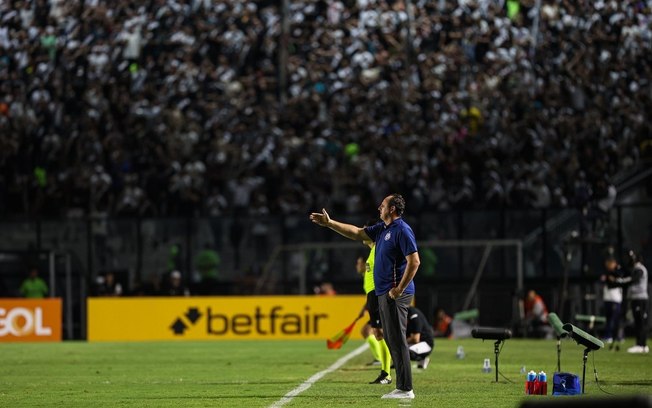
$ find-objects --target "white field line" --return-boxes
[268,343,369,408]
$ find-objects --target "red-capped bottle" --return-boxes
[537,371,547,395]
[526,370,537,394]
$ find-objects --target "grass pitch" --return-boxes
[1,338,650,407]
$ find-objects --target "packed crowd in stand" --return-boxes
[1,0,651,218]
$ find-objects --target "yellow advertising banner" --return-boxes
[0,298,62,342]
[88,296,366,341]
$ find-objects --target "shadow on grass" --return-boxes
[199,380,300,385]
[341,367,377,372]
[604,380,652,386]
[128,393,382,400]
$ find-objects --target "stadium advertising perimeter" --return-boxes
[88,295,366,341]
[0,298,62,342]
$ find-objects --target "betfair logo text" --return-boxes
[170,306,328,336]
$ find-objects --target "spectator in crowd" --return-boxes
[94,271,123,297]
[314,282,337,296]
[194,245,221,295]
[19,267,48,298]
[406,306,435,369]
[161,270,190,297]
[0,1,649,220]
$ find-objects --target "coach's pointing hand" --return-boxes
[310,208,331,227]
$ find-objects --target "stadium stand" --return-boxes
[0,0,650,218]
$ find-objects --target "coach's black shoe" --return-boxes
[370,370,392,384]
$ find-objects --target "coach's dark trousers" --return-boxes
[378,293,413,391]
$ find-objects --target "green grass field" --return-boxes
[1,338,650,407]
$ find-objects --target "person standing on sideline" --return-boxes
[612,250,649,353]
[311,193,420,400]
[355,239,392,385]
[600,255,624,349]
[19,267,48,298]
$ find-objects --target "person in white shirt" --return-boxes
[611,250,649,354]
[600,255,624,349]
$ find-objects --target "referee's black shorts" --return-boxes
[366,291,382,329]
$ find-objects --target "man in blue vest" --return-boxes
[310,193,420,400]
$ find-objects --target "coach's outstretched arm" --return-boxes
[310,209,369,242]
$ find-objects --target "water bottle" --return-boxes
[538,371,547,395]
[482,358,491,374]
[525,370,537,394]
[520,366,527,375]
[456,346,465,359]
